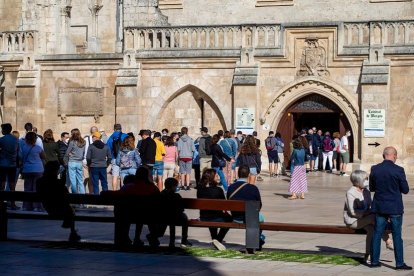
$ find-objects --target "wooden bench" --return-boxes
[0,191,364,249]
[0,191,261,248]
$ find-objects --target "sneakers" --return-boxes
[256,176,264,181]
[396,264,412,270]
[180,240,193,248]
[339,172,350,177]
[212,239,226,251]
[68,231,81,243]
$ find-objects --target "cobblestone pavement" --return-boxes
[4,171,414,275]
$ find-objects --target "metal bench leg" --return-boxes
[0,200,7,241]
[245,201,260,250]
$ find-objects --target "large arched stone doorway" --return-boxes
[155,84,227,136]
[277,94,354,168]
[261,77,360,167]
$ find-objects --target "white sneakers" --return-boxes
[212,239,226,251]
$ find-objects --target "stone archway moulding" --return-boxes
[149,83,228,131]
[261,76,360,159]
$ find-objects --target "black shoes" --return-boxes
[68,231,81,242]
[369,263,381,268]
[396,264,413,270]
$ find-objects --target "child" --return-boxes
[160,177,192,248]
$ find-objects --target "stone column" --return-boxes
[232,48,260,133]
[15,55,41,132]
[59,0,74,54]
[115,52,141,134]
[359,45,390,170]
[87,0,103,53]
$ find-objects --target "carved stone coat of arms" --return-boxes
[297,37,329,77]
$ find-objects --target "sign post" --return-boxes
[236,108,255,134]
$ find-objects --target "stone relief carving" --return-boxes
[297,37,329,77]
[260,79,359,125]
[58,88,103,121]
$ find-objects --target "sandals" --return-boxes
[288,195,298,200]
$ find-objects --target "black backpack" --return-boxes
[204,136,212,155]
[112,132,123,156]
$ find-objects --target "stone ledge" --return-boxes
[361,61,390,85]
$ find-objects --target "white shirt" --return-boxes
[340,136,348,153]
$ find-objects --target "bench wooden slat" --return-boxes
[182,198,245,211]
[188,220,246,229]
[260,222,365,234]
[6,212,116,223]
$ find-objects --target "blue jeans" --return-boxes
[371,214,404,267]
[68,161,85,194]
[213,167,228,191]
[90,167,108,195]
[120,168,137,184]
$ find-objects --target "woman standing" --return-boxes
[116,136,141,183]
[236,135,261,184]
[20,132,45,211]
[211,134,232,191]
[288,138,307,200]
[220,131,237,185]
[196,169,231,251]
[163,136,178,179]
[43,129,60,165]
[344,170,393,263]
[64,129,86,194]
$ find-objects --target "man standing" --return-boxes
[197,127,212,173]
[107,124,129,190]
[369,147,411,270]
[21,122,43,149]
[339,130,351,176]
[0,123,19,209]
[86,132,111,195]
[177,127,195,190]
[57,132,70,186]
[83,126,99,194]
[139,129,156,176]
[264,131,278,177]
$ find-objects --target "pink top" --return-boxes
[164,145,177,163]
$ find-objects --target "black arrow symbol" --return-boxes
[368,142,380,147]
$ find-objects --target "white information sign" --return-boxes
[236,108,255,134]
[364,109,385,137]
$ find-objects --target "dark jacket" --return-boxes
[86,140,111,167]
[237,152,262,173]
[369,160,409,215]
[139,137,156,165]
[57,140,68,165]
[43,142,60,164]
[211,143,231,167]
[160,189,185,220]
[197,186,226,219]
[227,180,262,222]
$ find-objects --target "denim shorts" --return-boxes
[249,167,258,176]
[153,161,164,176]
[179,159,192,174]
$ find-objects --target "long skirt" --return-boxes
[289,165,308,193]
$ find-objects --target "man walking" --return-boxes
[339,130,351,176]
[369,146,411,270]
[264,131,278,177]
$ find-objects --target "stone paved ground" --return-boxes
[3,171,414,275]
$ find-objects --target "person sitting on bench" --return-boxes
[196,168,232,251]
[159,177,192,249]
[228,164,265,253]
[343,170,393,264]
[36,161,81,242]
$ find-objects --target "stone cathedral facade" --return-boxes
[0,0,414,171]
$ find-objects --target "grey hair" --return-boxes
[350,170,368,188]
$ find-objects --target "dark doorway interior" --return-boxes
[293,113,340,134]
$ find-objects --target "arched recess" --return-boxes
[261,76,360,160]
[154,84,227,134]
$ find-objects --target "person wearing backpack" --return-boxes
[275,132,285,176]
[196,127,212,173]
[107,124,129,190]
[116,136,141,184]
[264,131,278,177]
[86,132,111,195]
[322,131,335,173]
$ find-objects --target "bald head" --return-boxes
[383,146,397,163]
